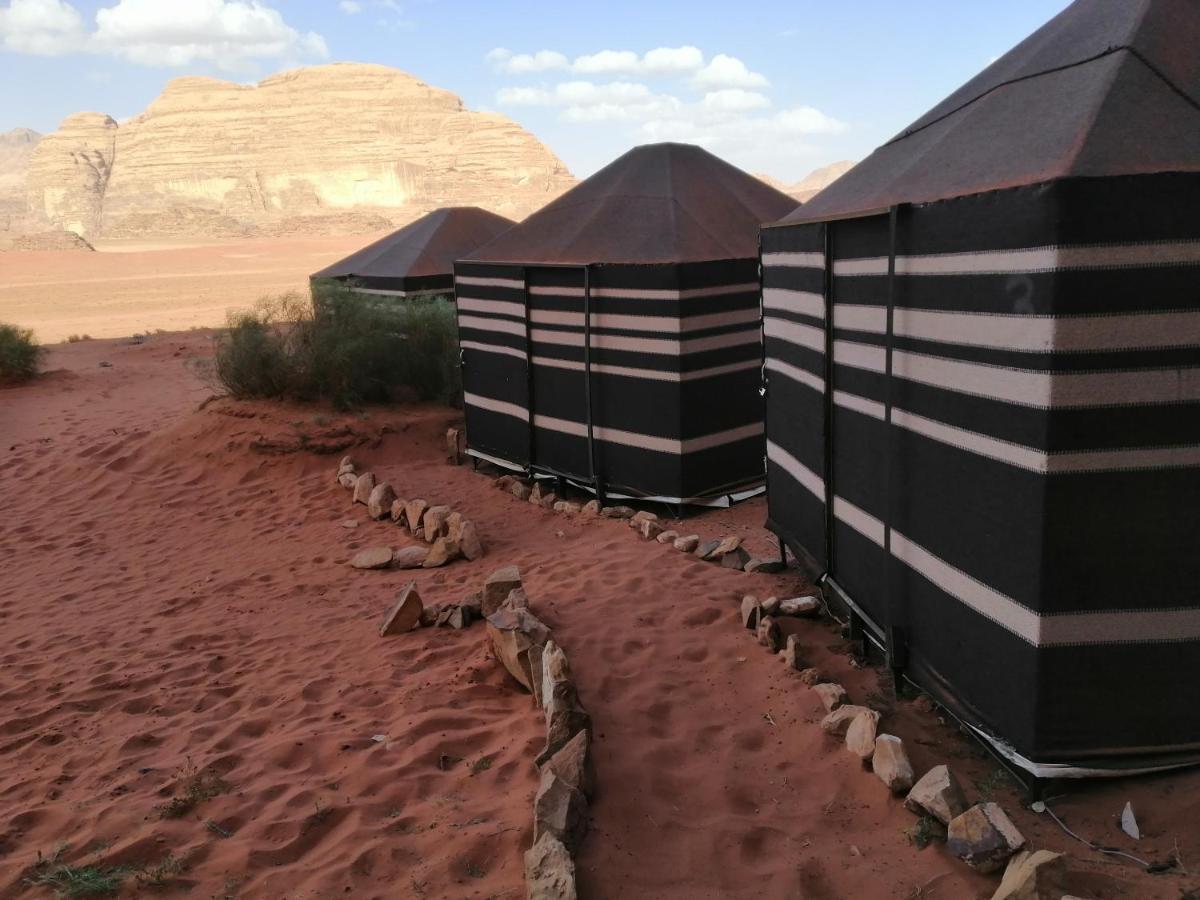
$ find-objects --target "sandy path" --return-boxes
[0,235,384,343]
[2,334,1197,898]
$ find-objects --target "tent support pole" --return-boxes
[582,264,604,506]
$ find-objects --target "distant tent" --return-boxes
[455,143,797,502]
[312,207,514,297]
[761,0,1200,775]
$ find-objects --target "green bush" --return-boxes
[0,323,44,384]
[211,282,461,409]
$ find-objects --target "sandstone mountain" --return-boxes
[21,63,575,239]
[754,161,857,205]
[0,128,42,230]
[792,160,856,203]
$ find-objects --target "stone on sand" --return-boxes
[781,634,804,670]
[445,427,463,464]
[740,595,762,630]
[337,455,356,474]
[510,481,533,501]
[798,667,824,686]
[536,703,592,768]
[421,505,453,542]
[713,535,742,556]
[745,558,785,574]
[352,472,376,505]
[845,709,882,760]
[778,595,821,617]
[694,539,722,561]
[760,596,781,616]
[338,472,358,488]
[820,704,878,737]
[673,534,700,553]
[422,537,461,568]
[638,518,665,540]
[905,765,969,825]
[628,510,658,528]
[455,520,484,561]
[540,730,594,799]
[379,583,422,636]
[534,769,589,854]
[872,735,915,793]
[947,803,1027,874]
[524,833,577,900]
[813,682,847,711]
[350,546,394,570]
[992,850,1068,900]
[367,482,397,520]
[404,499,429,537]
[485,606,550,692]
[580,500,600,517]
[391,546,429,569]
[720,546,752,570]
[601,505,635,519]
[656,529,679,544]
[482,565,522,616]
[389,498,408,525]
[541,640,573,717]
[757,615,782,652]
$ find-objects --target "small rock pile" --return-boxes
[337,456,484,570]
[377,582,483,635]
[489,475,783,573]
[475,564,592,900]
[738,592,1055,894]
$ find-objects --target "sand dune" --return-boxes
[1,333,1197,898]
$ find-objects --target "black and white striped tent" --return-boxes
[312,207,513,298]
[454,143,797,502]
[762,0,1200,774]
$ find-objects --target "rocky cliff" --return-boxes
[22,63,575,238]
[792,161,856,203]
[0,128,42,230]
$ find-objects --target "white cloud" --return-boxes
[0,0,86,55]
[497,79,681,124]
[0,0,329,68]
[486,47,569,74]
[691,53,769,89]
[701,89,770,113]
[338,1,362,13]
[486,44,705,78]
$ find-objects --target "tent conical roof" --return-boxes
[465,143,798,265]
[314,207,514,281]
[780,0,1200,224]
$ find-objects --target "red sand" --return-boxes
[2,333,1198,898]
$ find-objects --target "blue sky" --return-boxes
[0,0,1072,182]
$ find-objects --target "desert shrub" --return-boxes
[0,323,44,384]
[211,282,461,409]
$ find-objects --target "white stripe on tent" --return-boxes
[467,392,760,454]
[895,307,1200,352]
[766,435,1200,646]
[461,340,525,361]
[458,314,526,337]
[824,240,1200,279]
[532,355,759,384]
[531,327,760,355]
[766,439,826,500]
[763,287,825,319]
[457,297,525,319]
[763,316,826,354]
[455,276,523,290]
[348,287,446,299]
[835,390,886,421]
[834,339,887,373]
[834,304,888,334]
[766,358,825,393]
[464,391,530,422]
[528,308,760,334]
[761,251,825,269]
[894,349,1200,408]
[526,283,758,300]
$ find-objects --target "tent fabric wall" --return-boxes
[454,258,766,500]
[762,173,1200,769]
